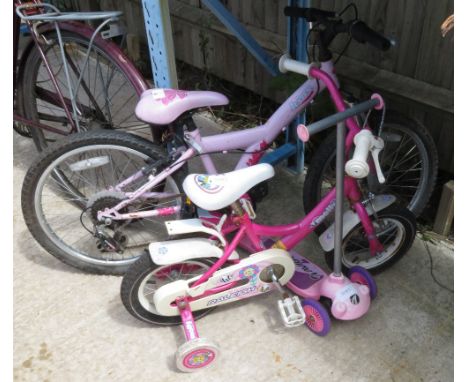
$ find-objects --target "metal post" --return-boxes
[141,0,178,88]
[201,0,279,76]
[287,0,309,174]
[333,121,346,276]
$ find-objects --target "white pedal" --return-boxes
[277,296,306,328]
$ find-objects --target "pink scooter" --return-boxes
[120,96,411,372]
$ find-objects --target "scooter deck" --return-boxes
[286,250,327,300]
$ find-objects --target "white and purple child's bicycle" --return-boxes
[119,94,416,372]
[22,7,415,275]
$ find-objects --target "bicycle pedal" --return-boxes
[277,296,306,328]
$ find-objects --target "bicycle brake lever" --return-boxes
[370,137,385,184]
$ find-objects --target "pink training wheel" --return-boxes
[348,266,378,300]
[175,338,220,372]
[302,299,331,336]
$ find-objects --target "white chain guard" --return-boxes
[153,248,295,316]
[318,194,396,252]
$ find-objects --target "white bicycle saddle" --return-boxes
[183,163,275,211]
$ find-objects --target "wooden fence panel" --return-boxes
[88,0,453,172]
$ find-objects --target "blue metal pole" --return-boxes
[287,0,309,174]
[201,0,280,76]
[141,0,178,88]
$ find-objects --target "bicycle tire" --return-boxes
[324,205,416,274]
[22,130,187,275]
[17,29,151,150]
[303,111,438,233]
[121,251,216,325]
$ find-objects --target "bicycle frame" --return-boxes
[99,62,363,223]
[14,0,77,134]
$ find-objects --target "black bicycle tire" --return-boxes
[21,130,187,275]
[121,251,216,325]
[324,204,417,274]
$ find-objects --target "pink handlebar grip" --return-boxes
[371,93,385,110]
[297,124,310,142]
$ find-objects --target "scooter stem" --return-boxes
[333,121,346,276]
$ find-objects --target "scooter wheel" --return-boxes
[302,299,331,336]
[348,266,378,300]
[175,338,220,372]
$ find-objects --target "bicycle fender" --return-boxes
[17,22,148,95]
[148,238,239,265]
[318,194,396,252]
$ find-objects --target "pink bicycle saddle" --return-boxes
[135,88,229,125]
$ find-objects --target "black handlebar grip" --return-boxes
[350,21,391,51]
[284,6,336,22]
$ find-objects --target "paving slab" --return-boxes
[13,120,453,382]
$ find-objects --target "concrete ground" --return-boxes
[13,118,454,382]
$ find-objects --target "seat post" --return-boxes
[230,201,244,216]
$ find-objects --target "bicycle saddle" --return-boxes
[135,88,229,125]
[183,164,275,211]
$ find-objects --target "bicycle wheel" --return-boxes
[121,251,216,325]
[324,205,416,273]
[303,111,438,232]
[17,29,151,149]
[21,130,186,274]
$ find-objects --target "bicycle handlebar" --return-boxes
[283,6,336,22]
[296,96,386,182]
[278,55,312,75]
[346,129,385,182]
[349,21,391,51]
[284,6,392,52]
[296,97,382,141]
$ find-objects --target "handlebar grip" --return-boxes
[278,55,311,76]
[345,130,373,178]
[350,21,391,51]
[284,6,336,22]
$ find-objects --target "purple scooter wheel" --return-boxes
[302,299,331,336]
[348,266,378,300]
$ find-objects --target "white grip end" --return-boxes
[345,159,370,178]
[278,54,311,76]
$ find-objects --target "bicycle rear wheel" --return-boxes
[21,130,186,274]
[18,29,151,149]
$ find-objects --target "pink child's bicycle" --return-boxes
[22,7,415,276]
[119,87,416,371]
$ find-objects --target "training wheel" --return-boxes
[175,338,220,372]
[348,266,378,300]
[302,299,331,336]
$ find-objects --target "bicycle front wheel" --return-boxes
[18,29,151,149]
[303,111,438,232]
[21,130,186,274]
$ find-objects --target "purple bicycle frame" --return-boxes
[102,61,342,219]
[100,61,376,255]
